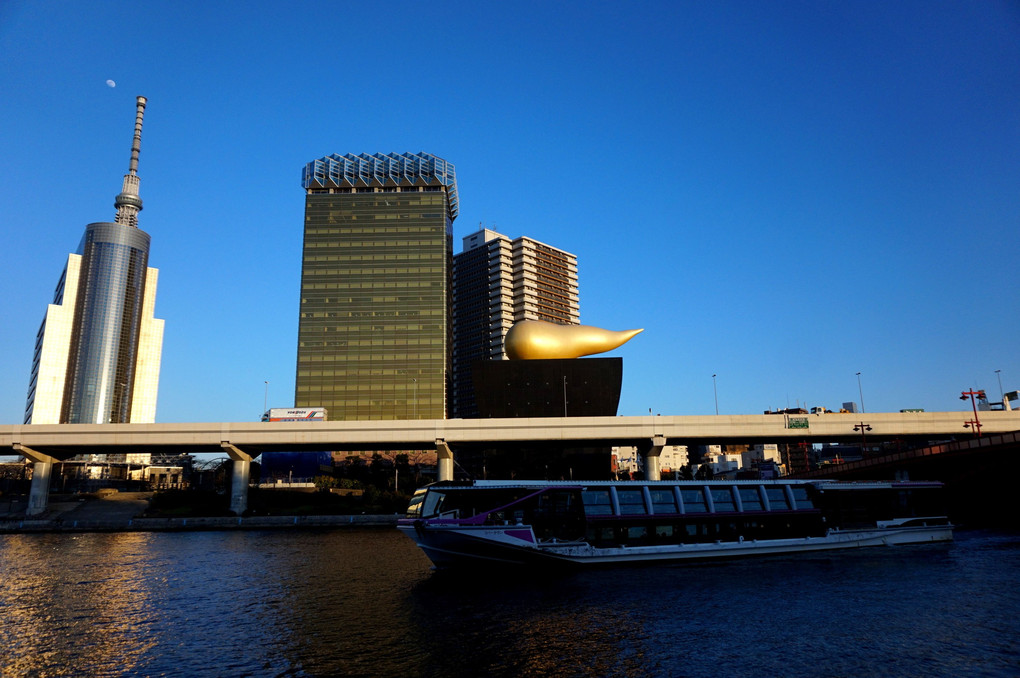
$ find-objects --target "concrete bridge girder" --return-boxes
[4,413,1018,508]
[4,412,1019,461]
[12,443,59,465]
[221,442,254,463]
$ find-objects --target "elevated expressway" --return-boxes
[5,410,1018,515]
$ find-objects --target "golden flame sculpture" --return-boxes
[504,320,643,360]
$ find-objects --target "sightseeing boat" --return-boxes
[397,479,953,568]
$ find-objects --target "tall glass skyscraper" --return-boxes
[24,96,163,425]
[296,152,457,420]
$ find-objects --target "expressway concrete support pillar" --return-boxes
[14,444,58,516]
[641,435,666,481]
[222,442,254,516]
[28,462,53,516]
[436,439,454,482]
[230,460,250,515]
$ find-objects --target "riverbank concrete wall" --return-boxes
[0,513,400,534]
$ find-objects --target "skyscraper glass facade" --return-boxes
[296,152,457,420]
[62,222,151,424]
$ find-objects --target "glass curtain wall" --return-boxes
[62,222,150,424]
[296,189,453,420]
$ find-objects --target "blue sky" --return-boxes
[0,1,1017,424]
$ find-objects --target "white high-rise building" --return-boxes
[451,228,579,418]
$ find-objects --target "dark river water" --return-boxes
[1,527,1018,677]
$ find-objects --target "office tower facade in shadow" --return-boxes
[451,228,579,418]
[25,96,164,425]
[296,152,457,420]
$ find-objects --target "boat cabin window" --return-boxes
[417,486,588,525]
[581,489,613,516]
[899,486,946,517]
[680,488,708,513]
[650,488,678,515]
[419,488,508,519]
[765,486,790,510]
[627,526,648,540]
[791,486,815,510]
[814,485,947,529]
[738,487,763,512]
[615,488,647,515]
[421,489,446,518]
[405,490,427,518]
[711,487,736,513]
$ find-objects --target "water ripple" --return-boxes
[1,528,1018,676]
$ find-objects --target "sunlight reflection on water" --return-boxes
[1,528,1018,676]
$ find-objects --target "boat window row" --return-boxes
[586,513,827,547]
[813,486,948,529]
[405,484,822,526]
[581,484,816,517]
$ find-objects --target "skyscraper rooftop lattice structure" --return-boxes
[302,152,458,220]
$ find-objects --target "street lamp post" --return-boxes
[995,370,1004,404]
[712,374,718,415]
[853,422,872,457]
[263,381,269,414]
[856,372,865,413]
[563,376,568,417]
[961,388,985,437]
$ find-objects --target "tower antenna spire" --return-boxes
[114,96,147,228]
